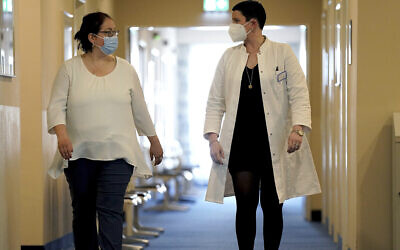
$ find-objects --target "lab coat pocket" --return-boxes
[271,70,287,95]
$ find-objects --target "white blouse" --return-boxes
[47,56,156,178]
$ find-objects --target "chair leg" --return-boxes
[133,204,164,233]
[135,225,165,233]
[124,202,150,245]
[132,206,160,237]
[123,235,149,246]
[175,173,197,203]
[122,244,144,250]
[173,177,181,202]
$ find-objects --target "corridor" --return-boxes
[1,0,399,249]
[137,188,338,250]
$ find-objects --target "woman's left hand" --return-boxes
[287,129,303,153]
[148,136,164,165]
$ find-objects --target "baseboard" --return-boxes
[21,233,74,250]
[45,233,74,250]
[311,209,322,222]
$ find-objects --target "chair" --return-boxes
[172,163,198,203]
[123,176,167,248]
[145,156,189,212]
[140,140,189,212]
[123,193,149,248]
[131,183,166,233]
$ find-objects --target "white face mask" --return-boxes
[228,21,251,42]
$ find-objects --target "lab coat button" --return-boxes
[263,92,266,94]
[273,153,276,156]
[270,133,272,136]
[261,70,263,73]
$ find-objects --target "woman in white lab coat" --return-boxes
[203,1,321,249]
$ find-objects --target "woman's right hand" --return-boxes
[210,140,225,165]
[54,125,73,160]
[57,135,73,160]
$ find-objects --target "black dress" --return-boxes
[228,65,273,174]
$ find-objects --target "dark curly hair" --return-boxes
[74,12,112,53]
[232,1,266,30]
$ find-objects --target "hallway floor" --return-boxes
[137,187,339,250]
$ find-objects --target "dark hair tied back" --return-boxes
[74,12,112,53]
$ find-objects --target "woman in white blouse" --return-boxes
[204,1,321,249]
[47,12,163,250]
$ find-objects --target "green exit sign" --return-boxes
[2,0,12,12]
[204,0,229,12]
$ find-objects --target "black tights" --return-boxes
[231,171,283,250]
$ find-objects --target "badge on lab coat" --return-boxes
[277,71,287,82]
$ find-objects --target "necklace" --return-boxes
[245,66,254,89]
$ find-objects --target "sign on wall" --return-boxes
[203,0,229,12]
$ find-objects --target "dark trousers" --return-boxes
[64,158,133,250]
[231,169,283,250]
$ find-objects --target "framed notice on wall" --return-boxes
[0,0,14,77]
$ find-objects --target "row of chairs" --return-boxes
[122,182,166,250]
[121,144,196,249]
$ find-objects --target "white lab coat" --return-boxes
[203,38,321,204]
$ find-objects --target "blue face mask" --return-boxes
[95,35,118,55]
